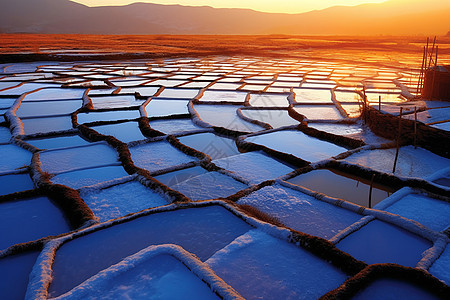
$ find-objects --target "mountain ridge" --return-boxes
[1,0,449,35]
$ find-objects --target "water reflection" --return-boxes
[288,168,395,207]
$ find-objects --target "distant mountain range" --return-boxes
[1,0,449,35]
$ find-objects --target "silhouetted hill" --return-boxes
[1,0,449,35]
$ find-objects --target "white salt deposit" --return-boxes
[429,244,450,285]
[0,144,32,173]
[170,172,248,201]
[206,229,347,299]
[0,57,448,299]
[213,151,294,184]
[194,105,264,132]
[149,118,201,134]
[342,146,450,178]
[384,193,450,232]
[245,130,347,162]
[293,105,343,120]
[81,181,169,222]
[39,143,119,174]
[130,141,197,173]
[48,206,251,296]
[237,184,361,239]
[145,99,190,117]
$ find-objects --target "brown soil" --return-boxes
[1,34,449,68]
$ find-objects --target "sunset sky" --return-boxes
[71,0,387,13]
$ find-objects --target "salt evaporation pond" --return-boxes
[90,122,146,143]
[0,196,71,250]
[56,253,221,299]
[0,144,32,173]
[352,279,440,300]
[0,251,40,300]
[146,79,186,87]
[237,184,361,239]
[157,88,199,99]
[245,130,347,162]
[307,123,363,136]
[287,169,395,207]
[77,110,141,124]
[206,230,347,299]
[0,57,448,299]
[23,88,84,101]
[429,245,450,285]
[91,95,145,109]
[148,118,201,134]
[198,90,247,103]
[0,173,34,196]
[154,166,208,187]
[0,83,60,96]
[384,193,450,231]
[51,165,129,189]
[0,98,19,109]
[194,104,264,132]
[241,109,299,128]
[341,103,363,118]
[293,105,343,120]
[48,206,251,297]
[342,146,450,178]
[81,181,169,222]
[15,100,82,118]
[178,132,240,160]
[129,141,197,173]
[213,151,294,184]
[119,86,158,96]
[248,94,290,107]
[0,82,21,91]
[144,99,190,117]
[39,143,119,174]
[0,126,11,143]
[337,220,432,267]
[293,88,333,103]
[21,116,74,135]
[25,134,91,150]
[170,171,248,200]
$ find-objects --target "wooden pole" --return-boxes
[368,173,375,208]
[430,46,438,100]
[363,87,367,123]
[428,36,436,69]
[378,95,381,111]
[417,46,426,95]
[423,38,429,96]
[435,45,438,66]
[414,106,417,149]
[393,107,403,173]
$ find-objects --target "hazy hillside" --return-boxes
[1,0,449,35]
